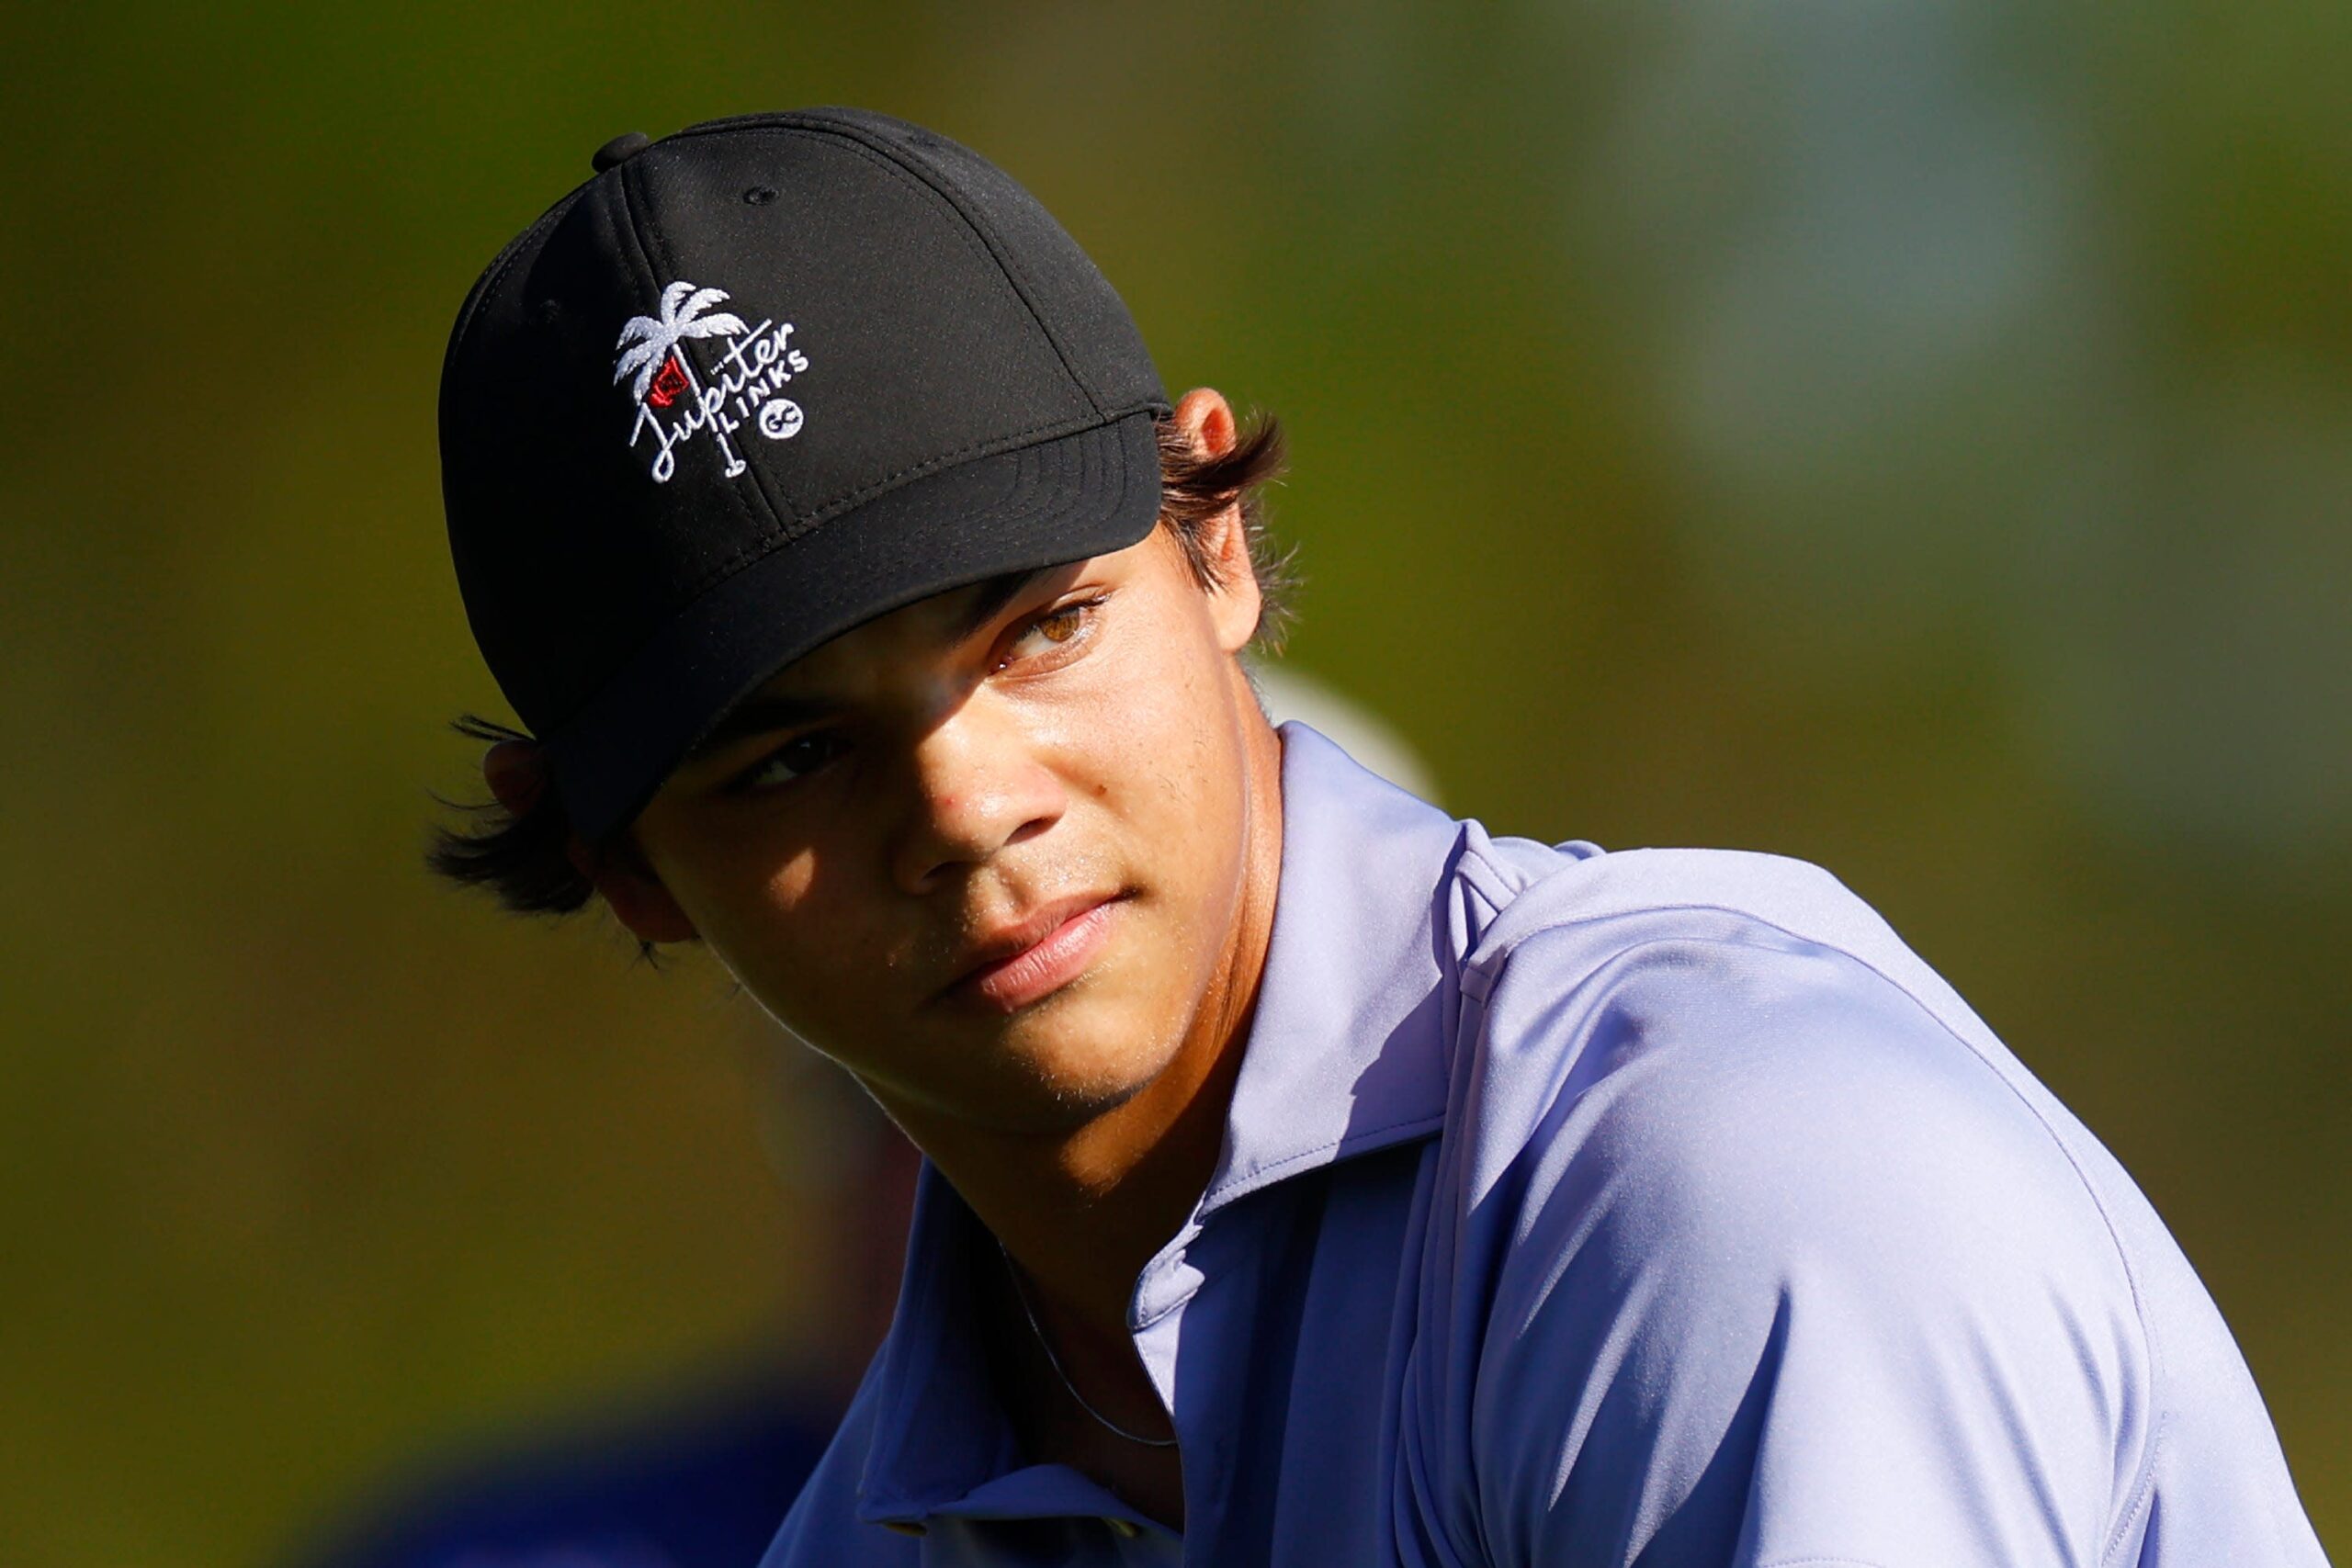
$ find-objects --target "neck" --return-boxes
[884,691,1285,1345]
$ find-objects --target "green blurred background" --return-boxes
[3,4,2345,1563]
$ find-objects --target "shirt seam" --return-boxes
[2101,1402,2168,1566]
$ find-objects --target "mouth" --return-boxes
[938,892,1126,1014]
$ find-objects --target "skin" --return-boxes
[486,389,1282,1528]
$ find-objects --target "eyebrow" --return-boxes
[680,568,1051,766]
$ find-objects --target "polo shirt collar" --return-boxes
[1196,719,1464,1214]
[855,719,1466,1528]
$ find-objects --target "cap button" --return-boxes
[592,131,652,173]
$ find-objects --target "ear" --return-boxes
[1170,387,1263,655]
[1173,385,1237,463]
[483,739,700,944]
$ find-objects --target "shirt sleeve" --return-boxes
[1454,918,2153,1568]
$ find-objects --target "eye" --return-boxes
[1001,596,1104,667]
[741,729,847,790]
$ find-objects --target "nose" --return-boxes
[888,699,1068,896]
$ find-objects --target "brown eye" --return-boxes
[1003,597,1105,665]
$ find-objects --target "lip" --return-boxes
[939,893,1124,1013]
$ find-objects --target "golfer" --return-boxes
[431,108,2326,1565]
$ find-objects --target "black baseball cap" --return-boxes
[440,108,1169,842]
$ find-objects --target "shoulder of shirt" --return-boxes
[1447,833,2025,1111]
[1440,831,2152,1341]
[1450,834,1920,998]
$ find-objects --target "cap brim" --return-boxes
[546,409,1163,841]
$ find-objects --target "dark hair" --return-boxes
[1154,407,1297,653]
[425,407,1294,931]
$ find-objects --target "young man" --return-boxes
[434,109,2326,1565]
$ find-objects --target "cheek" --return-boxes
[681,838,891,1032]
[1072,607,1250,930]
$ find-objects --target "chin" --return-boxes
[991,988,1185,1123]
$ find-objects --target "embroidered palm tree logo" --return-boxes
[615,281,751,476]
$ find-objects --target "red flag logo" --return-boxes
[645,353,691,409]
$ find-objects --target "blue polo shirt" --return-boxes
[760,722,2325,1566]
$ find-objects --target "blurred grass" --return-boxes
[1,3,2344,1563]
